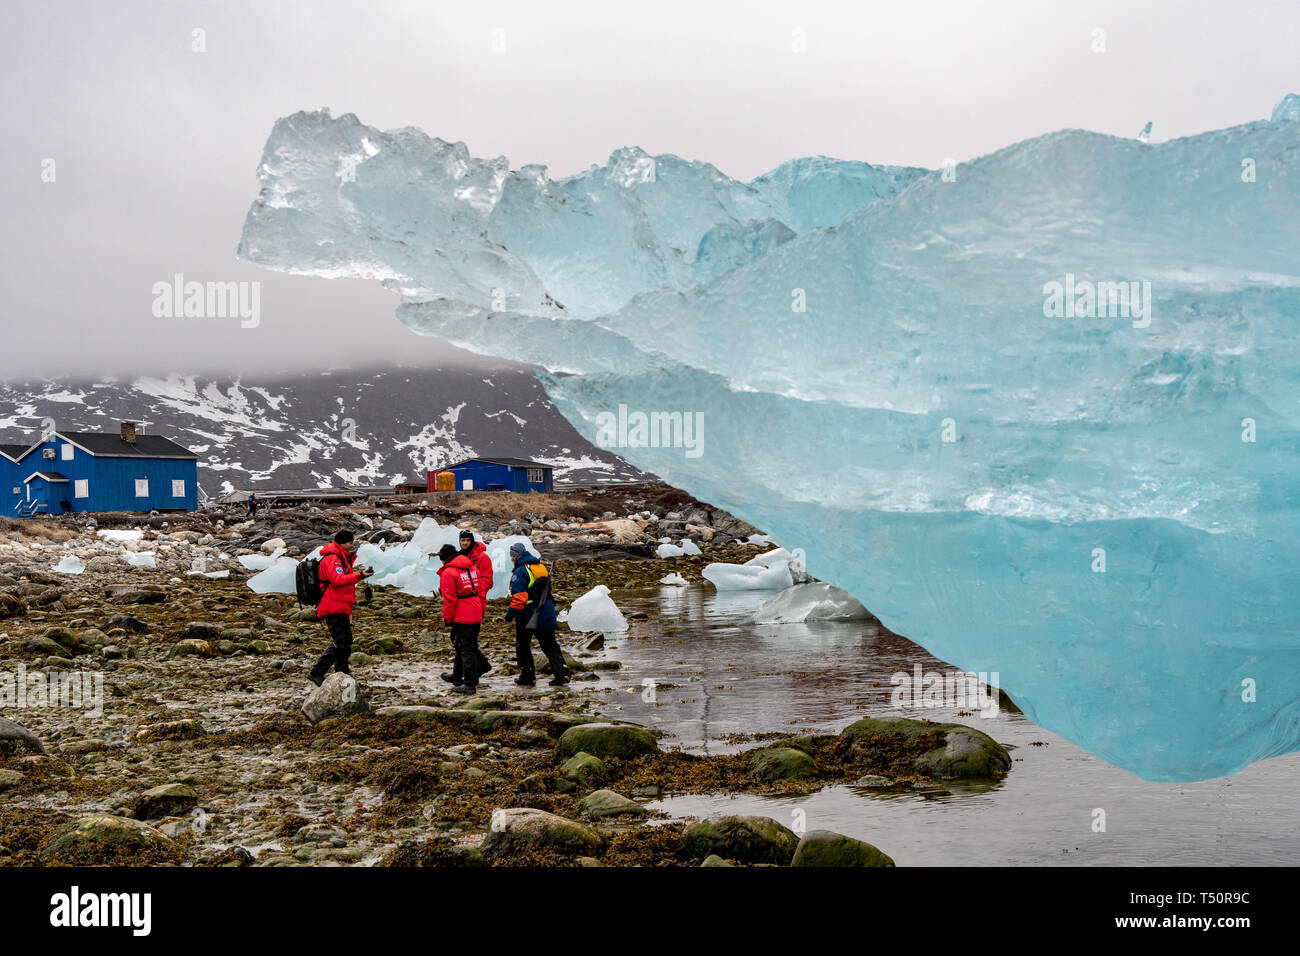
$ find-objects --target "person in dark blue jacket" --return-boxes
[504,543,569,686]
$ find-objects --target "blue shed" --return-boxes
[3,423,199,517]
[443,456,554,493]
[0,444,26,519]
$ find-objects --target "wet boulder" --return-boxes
[561,751,607,786]
[302,673,369,725]
[40,815,174,863]
[580,789,648,819]
[680,815,799,865]
[750,746,815,781]
[482,808,604,856]
[791,830,895,867]
[104,584,167,605]
[0,717,47,755]
[839,717,1011,778]
[135,782,199,819]
[556,722,659,759]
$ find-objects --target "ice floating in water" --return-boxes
[239,547,286,570]
[127,552,156,568]
[754,582,874,624]
[564,585,628,632]
[53,555,84,575]
[239,96,1300,780]
[655,539,701,558]
[659,572,688,586]
[703,548,797,591]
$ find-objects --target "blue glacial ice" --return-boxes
[239,100,1300,781]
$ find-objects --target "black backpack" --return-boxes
[295,556,324,607]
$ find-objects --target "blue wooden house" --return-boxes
[442,456,554,493]
[2,423,198,517]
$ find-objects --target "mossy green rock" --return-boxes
[0,768,25,792]
[135,782,198,819]
[40,815,173,862]
[839,716,1010,778]
[750,746,815,781]
[700,854,733,867]
[25,636,66,655]
[562,751,607,785]
[556,722,659,759]
[791,830,895,867]
[482,808,604,856]
[680,815,799,865]
[580,789,648,818]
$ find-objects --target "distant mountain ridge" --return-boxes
[0,363,644,495]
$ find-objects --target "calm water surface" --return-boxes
[591,584,1298,866]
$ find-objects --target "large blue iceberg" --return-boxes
[239,99,1300,781]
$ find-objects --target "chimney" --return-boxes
[120,421,137,444]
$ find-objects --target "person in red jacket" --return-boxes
[441,530,493,686]
[308,530,374,686]
[438,543,485,694]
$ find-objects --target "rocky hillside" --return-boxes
[0,361,646,494]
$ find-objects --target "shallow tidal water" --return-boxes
[592,584,1300,866]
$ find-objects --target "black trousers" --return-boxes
[449,622,491,681]
[311,614,353,679]
[514,620,568,679]
[450,622,483,688]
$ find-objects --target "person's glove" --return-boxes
[503,609,515,622]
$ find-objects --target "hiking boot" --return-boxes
[548,675,570,687]
[440,672,459,684]
[478,658,493,675]
[450,684,476,695]
[307,671,325,687]
[514,675,535,687]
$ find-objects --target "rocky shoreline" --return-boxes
[0,491,1011,867]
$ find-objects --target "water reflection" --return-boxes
[593,583,1300,866]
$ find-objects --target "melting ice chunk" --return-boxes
[564,584,628,632]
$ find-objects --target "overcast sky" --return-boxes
[1,0,1296,381]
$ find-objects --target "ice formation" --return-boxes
[243,521,538,599]
[703,548,799,591]
[753,582,874,624]
[659,572,689,586]
[127,552,156,568]
[240,98,1300,780]
[53,555,84,575]
[564,585,628,632]
[655,538,701,558]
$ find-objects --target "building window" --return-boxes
[172,479,185,497]
[61,443,74,461]
[462,479,474,490]
[135,479,149,497]
[74,479,89,498]
[527,468,544,483]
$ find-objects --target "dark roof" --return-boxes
[56,432,197,460]
[448,457,552,470]
[0,444,26,461]
[25,471,69,482]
